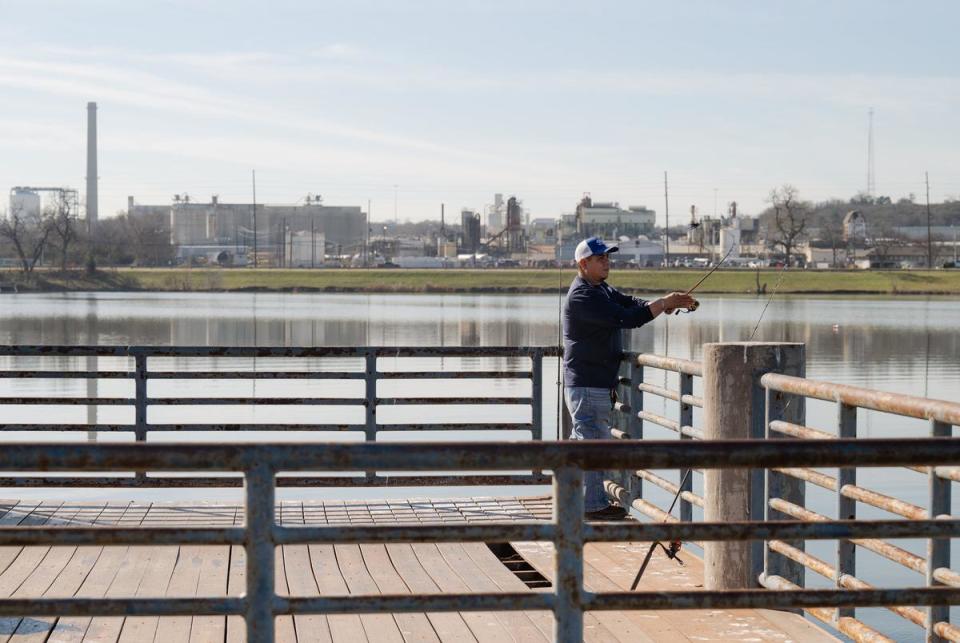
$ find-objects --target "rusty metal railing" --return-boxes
[761,373,960,643]
[0,345,558,487]
[606,352,705,526]
[2,440,960,643]
[606,347,960,642]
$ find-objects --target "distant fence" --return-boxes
[0,345,558,487]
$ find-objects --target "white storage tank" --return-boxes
[9,188,41,219]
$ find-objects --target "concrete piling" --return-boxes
[702,342,805,590]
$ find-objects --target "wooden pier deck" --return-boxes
[0,498,835,642]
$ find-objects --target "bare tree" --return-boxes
[767,185,810,265]
[47,191,79,272]
[0,202,54,273]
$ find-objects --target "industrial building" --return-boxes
[127,195,366,266]
[575,196,656,238]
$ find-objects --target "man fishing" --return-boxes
[563,236,698,520]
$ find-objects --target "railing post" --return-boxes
[134,352,148,482]
[764,386,806,598]
[836,402,857,623]
[531,349,543,441]
[678,371,693,522]
[553,466,584,643]
[702,342,805,591]
[245,462,276,643]
[364,350,377,482]
[927,420,952,643]
[627,355,643,502]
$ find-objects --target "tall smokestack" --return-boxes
[85,102,98,235]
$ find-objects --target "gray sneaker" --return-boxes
[584,505,628,521]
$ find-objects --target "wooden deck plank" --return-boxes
[410,543,511,643]
[436,543,547,642]
[307,544,368,642]
[280,545,332,643]
[82,546,155,643]
[357,544,440,643]
[0,501,69,643]
[510,542,659,643]
[587,542,836,642]
[459,543,555,641]
[384,544,476,643]
[334,544,404,643]
[115,546,179,643]
[152,546,206,643]
[224,545,245,643]
[273,545,298,643]
[46,547,130,643]
[187,545,230,643]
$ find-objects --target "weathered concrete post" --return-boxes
[702,342,805,590]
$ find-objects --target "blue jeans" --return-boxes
[564,386,614,512]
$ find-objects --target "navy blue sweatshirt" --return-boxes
[563,275,654,389]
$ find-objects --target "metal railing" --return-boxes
[761,373,960,642]
[2,440,960,643]
[606,347,960,643]
[0,345,557,487]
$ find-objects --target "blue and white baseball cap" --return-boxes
[574,237,619,262]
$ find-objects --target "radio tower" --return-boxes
[866,108,876,197]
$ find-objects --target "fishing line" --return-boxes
[747,264,787,342]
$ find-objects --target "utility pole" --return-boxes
[251,170,258,266]
[366,199,371,267]
[926,171,933,269]
[663,171,670,268]
[393,184,398,224]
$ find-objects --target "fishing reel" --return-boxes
[672,298,700,315]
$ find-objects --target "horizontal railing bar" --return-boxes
[938,466,960,482]
[0,597,242,617]
[769,498,927,574]
[148,398,365,405]
[588,585,960,610]
[0,423,536,433]
[375,398,533,406]
[281,592,552,614]
[638,383,679,402]
[0,424,366,433]
[0,371,132,379]
[377,371,533,379]
[0,397,133,405]
[0,474,551,488]
[762,372,960,425]
[146,372,365,380]
[769,420,835,440]
[274,523,555,544]
[613,401,631,414]
[3,519,955,548]
[635,469,704,507]
[0,345,561,358]
[632,353,703,377]
[760,575,899,642]
[376,424,535,432]
[0,527,245,546]
[681,394,703,408]
[774,468,928,520]
[585,518,960,542]
[637,410,679,432]
[767,541,955,636]
[933,567,960,587]
[681,426,704,440]
[2,438,960,471]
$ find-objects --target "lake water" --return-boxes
[0,290,958,641]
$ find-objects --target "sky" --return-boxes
[1,0,958,224]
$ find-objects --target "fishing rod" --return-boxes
[673,244,736,314]
[629,468,691,590]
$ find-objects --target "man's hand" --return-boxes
[652,292,696,316]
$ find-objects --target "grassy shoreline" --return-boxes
[2,268,960,295]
